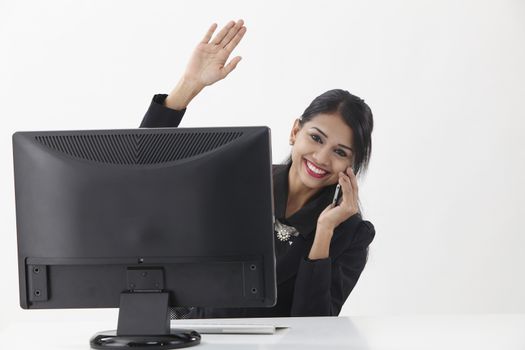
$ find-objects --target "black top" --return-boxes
[140,94,376,317]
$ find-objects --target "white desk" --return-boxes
[1,313,525,349]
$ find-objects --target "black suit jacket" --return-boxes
[140,94,376,317]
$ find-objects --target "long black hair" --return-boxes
[284,89,374,177]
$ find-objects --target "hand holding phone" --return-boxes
[318,168,359,230]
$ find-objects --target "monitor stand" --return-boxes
[90,292,201,349]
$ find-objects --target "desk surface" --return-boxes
[2,313,525,349]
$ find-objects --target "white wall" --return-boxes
[1,0,524,324]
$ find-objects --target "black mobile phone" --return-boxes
[332,183,342,206]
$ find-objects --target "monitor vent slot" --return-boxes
[34,132,243,165]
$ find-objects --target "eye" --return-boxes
[335,149,347,157]
[310,134,322,143]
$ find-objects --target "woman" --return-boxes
[140,20,375,317]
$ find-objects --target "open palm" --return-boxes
[184,20,247,87]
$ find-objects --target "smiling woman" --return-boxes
[139,19,376,318]
[286,89,374,220]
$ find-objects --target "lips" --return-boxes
[303,158,329,179]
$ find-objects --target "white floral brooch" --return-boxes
[274,219,299,242]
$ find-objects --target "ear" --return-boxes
[289,118,302,145]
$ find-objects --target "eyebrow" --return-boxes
[311,127,353,152]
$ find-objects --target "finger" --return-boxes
[211,20,235,45]
[338,172,354,206]
[222,56,242,76]
[201,23,218,44]
[220,19,244,48]
[346,167,359,201]
[224,26,247,52]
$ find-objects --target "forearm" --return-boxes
[292,218,373,317]
[290,257,333,316]
[140,94,186,128]
[308,224,334,260]
[164,77,204,110]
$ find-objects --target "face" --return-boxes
[289,112,354,190]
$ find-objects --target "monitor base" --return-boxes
[90,330,201,349]
[90,290,201,349]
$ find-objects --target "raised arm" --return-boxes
[166,20,247,110]
[141,20,247,128]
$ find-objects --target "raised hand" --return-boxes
[165,20,247,110]
[184,20,247,88]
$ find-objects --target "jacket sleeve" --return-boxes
[290,216,375,316]
[140,94,186,128]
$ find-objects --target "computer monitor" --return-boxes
[13,126,276,349]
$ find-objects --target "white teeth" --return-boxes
[306,160,327,175]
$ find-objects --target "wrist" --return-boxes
[316,220,336,234]
[308,230,332,260]
[165,77,204,110]
[180,75,206,92]
[308,225,334,260]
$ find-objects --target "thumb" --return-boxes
[223,56,242,76]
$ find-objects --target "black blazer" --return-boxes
[140,94,376,317]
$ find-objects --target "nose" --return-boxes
[312,147,331,167]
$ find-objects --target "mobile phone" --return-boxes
[332,183,342,206]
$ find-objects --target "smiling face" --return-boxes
[289,112,354,191]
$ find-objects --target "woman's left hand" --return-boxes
[317,167,360,231]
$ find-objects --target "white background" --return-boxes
[1,0,524,326]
